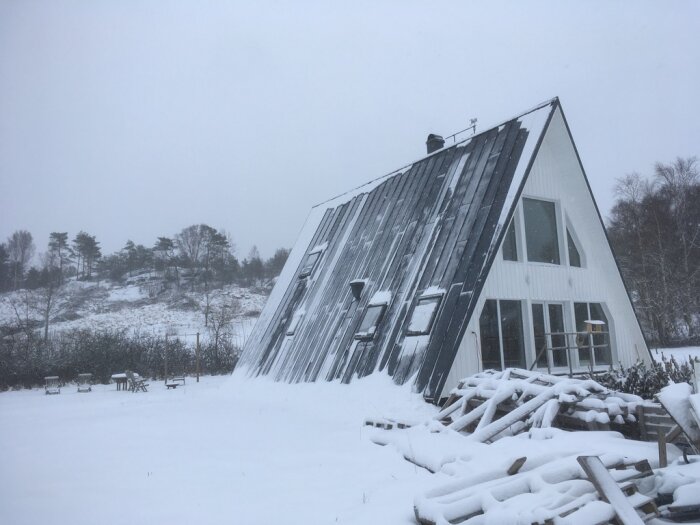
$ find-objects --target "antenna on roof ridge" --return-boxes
[444,118,478,144]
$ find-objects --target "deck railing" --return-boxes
[529,331,612,376]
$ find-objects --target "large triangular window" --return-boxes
[523,198,560,264]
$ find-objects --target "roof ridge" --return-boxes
[312,97,559,209]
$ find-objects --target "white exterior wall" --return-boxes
[442,107,650,396]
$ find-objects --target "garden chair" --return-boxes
[44,376,60,395]
[125,370,149,393]
[76,373,92,393]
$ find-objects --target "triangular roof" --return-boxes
[241,99,561,397]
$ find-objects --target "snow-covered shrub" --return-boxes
[0,328,241,390]
[594,356,694,399]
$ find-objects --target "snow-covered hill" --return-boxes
[0,276,268,345]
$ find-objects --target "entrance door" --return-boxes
[531,302,569,371]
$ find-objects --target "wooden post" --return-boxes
[196,332,200,383]
[658,431,668,468]
[164,334,169,385]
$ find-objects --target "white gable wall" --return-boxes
[441,107,650,397]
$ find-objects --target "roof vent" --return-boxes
[349,279,366,301]
[426,134,445,154]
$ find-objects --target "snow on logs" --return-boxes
[437,368,643,441]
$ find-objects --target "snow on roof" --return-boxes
[368,291,392,306]
[309,242,328,254]
[242,99,558,395]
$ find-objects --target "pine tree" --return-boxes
[48,232,69,285]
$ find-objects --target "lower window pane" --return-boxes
[574,303,592,365]
[590,303,611,365]
[503,221,518,261]
[501,301,525,368]
[479,300,501,370]
[548,304,567,367]
[532,304,547,368]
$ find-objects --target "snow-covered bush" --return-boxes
[594,356,694,399]
[0,329,241,390]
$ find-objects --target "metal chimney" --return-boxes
[426,134,445,154]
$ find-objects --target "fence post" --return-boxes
[164,334,168,385]
[196,332,200,383]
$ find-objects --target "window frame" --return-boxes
[298,249,323,279]
[501,214,521,262]
[479,299,526,371]
[406,293,443,336]
[354,304,388,341]
[573,301,612,368]
[285,311,304,336]
[521,196,564,266]
[564,216,585,268]
[530,301,571,371]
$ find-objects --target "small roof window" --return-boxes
[286,311,304,336]
[354,304,387,341]
[298,244,326,279]
[355,290,391,341]
[407,294,442,336]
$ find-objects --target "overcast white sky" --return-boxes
[1,1,699,260]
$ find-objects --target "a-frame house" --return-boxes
[240,98,651,402]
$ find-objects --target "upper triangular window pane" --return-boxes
[502,220,518,261]
[567,228,582,267]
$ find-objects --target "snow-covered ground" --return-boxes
[2,368,700,524]
[0,280,266,344]
[0,372,436,525]
[651,346,700,364]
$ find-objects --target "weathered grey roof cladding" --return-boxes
[241,99,557,399]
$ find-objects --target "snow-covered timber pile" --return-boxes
[436,368,644,440]
[369,370,700,524]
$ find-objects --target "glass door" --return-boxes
[548,304,568,368]
[479,300,526,371]
[531,302,569,371]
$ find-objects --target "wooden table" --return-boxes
[112,373,129,391]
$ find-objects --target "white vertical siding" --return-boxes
[442,107,650,397]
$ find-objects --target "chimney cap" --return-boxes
[426,134,445,154]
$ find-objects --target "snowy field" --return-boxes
[651,346,700,364]
[0,372,437,525]
[2,346,700,524]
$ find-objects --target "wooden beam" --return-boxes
[577,456,644,525]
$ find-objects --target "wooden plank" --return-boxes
[640,403,667,415]
[658,431,668,468]
[468,388,557,443]
[577,456,644,525]
[642,414,675,425]
[665,424,683,442]
[507,456,527,475]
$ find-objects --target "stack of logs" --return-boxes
[435,369,642,443]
